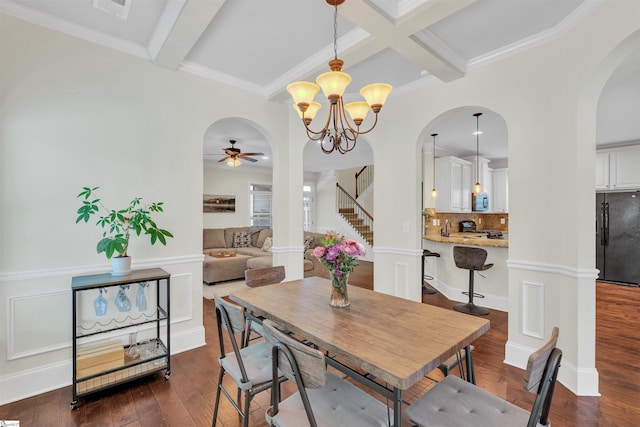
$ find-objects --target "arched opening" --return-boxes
[419,106,509,310]
[203,118,274,229]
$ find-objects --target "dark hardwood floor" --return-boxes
[1,281,638,426]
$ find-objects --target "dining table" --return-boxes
[229,276,490,427]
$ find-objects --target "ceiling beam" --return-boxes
[338,0,475,82]
[151,0,226,70]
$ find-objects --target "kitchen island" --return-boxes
[423,232,508,311]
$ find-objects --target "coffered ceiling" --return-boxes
[3,0,638,173]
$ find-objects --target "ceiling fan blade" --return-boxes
[238,152,264,157]
[218,156,230,162]
[224,148,239,155]
[242,156,258,163]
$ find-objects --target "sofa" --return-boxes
[203,227,320,284]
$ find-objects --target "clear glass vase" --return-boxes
[329,270,350,307]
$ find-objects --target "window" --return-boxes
[249,183,272,227]
[303,184,313,231]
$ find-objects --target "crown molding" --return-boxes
[1,0,150,60]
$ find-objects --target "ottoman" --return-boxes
[203,253,252,284]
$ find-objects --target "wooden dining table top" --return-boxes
[229,276,490,390]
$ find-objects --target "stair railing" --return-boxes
[355,165,372,199]
[336,183,373,245]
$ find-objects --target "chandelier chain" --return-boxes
[333,4,338,60]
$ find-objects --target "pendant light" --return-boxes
[473,112,483,195]
[431,133,438,200]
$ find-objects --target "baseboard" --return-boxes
[0,326,205,406]
[427,277,508,312]
[505,340,600,396]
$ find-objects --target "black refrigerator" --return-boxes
[596,191,640,285]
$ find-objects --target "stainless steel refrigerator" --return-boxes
[596,191,640,285]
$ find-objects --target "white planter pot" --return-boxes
[111,256,132,276]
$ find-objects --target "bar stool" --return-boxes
[421,249,440,294]
[452,246,492,315]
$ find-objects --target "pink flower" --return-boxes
[313,246,326,257]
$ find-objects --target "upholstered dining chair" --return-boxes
[212,294,284,427]
[406,327,562,427]
[260,319,392,427]
[243,265,286,346]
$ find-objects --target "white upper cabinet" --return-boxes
[435,156,472,212]
[595,152,610,190]
[597,146,640,191]
[492,168,509,213]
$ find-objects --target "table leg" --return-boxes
[464,344,476,384]
[393,387,402,427]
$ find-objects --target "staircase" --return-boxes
[336,183,374,246]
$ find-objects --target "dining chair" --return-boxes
[243,265,286,346]
[261,319,392,427]
[212,294,284,427]
[407,327,561,427]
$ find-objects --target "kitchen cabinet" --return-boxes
[597,146,640,191]
[464,156,492,196]
[435,156,472,212]
[595,152,610,190]
[492,168,509,212]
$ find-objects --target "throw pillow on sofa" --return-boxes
[304,235,315,251]
[262,236,273,252]
[233,232,251,248]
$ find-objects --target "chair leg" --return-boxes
[212,369,225,427]
[243,390,251,427]
[453,270,489,315]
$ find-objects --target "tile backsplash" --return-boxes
[423,211,509,235]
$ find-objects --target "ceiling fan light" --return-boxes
[344,101,370,124]
[227,157,241,167]
[360,83,392,112]
[316,70,351,99]
[287,81,320,107]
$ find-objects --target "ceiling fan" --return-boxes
[217,140,264,167]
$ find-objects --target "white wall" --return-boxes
[367,1,640,396]
[203,166,272,228]
[0,13,288,404]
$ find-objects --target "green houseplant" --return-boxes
[76,187,174,270]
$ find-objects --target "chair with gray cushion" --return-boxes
[261,319,392,427]
[452,245,493,315]
[406,327,562,427]
[212,295,284,427]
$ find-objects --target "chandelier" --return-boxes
[287,0,392,154]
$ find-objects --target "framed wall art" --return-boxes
[203,194,235,213]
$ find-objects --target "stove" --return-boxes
[459,220,504,239]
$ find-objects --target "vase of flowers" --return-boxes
[76,186,173,275]
[312,232,366,307]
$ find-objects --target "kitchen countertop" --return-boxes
[423,232,509,248]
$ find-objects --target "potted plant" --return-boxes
[76,186,174,275]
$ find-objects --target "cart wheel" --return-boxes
[70,400,78,410]
[164,370,171,380]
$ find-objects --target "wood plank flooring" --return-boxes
[0,281,637,426]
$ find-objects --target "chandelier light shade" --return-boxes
[473,112,483,194]
[288,0,392,154]
[431,133,438,200]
